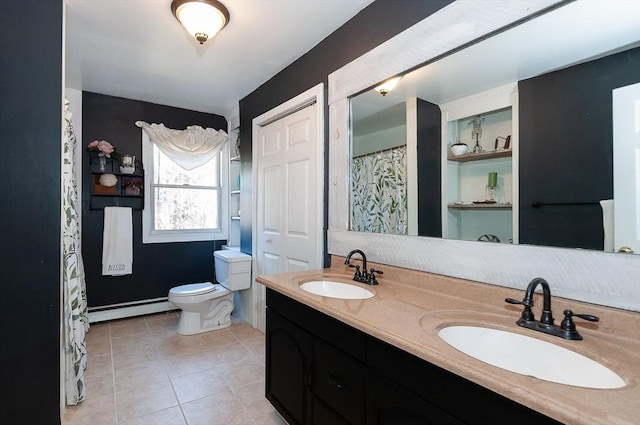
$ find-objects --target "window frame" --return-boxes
[141,131,229,244]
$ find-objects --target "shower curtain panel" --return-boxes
[63,100,90,405]
[351,146,408,235]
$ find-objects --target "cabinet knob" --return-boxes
[327,373,346,390]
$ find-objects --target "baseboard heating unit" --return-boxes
[88,297,177,323]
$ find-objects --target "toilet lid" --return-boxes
[170,282,216,297]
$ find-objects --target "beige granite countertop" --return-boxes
[256,256,640,425]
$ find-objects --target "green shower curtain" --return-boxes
[351,146,408,235]
[63,100,90,405]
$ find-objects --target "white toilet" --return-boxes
[168,250,252,335]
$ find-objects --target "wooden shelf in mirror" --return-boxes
[448,149,512,163]
[448,203,512,210]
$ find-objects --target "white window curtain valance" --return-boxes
[135,121,229,170]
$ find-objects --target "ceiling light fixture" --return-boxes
[171,0,230,45]
[374,76,402,96]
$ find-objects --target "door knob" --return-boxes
[618,246,634,253]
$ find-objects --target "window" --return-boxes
[142,132,228,243]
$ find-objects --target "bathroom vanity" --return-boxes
[257,258,640,425]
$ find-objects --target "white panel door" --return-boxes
[255,102,320,331]
[613,82,640,254]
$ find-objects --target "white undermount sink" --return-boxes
[438,326,625,389]
[300,280,374,300]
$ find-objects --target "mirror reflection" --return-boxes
[349,0,640,253]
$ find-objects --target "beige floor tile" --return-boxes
[181,392,253,425]
[116,380,178,422]
[68,315,275,425]
[86,323,110,342]
[219,357,265,391]
[228,323,264,341]
[196,328,240,347]
[240,336,265,359]
[156,333,206,357]
[112,343,162,370]
[171,367,230,404]
[119,406,187,425]
[111,332,157,353]
[252,410,288,425]
[144,310,179,324]
[234,379,274,419]
[232,380,264,405]
[87,337,112,357]
[63,393,117,425]
[84,370,114,399]
[110,316,151,337]
[114,359,168,393]
[85,352,112,377]
[146,313,179,332]
[206,341,254,366]
[164,350,217,379]
[149,324,181,340]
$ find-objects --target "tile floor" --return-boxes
[63,311,286,425]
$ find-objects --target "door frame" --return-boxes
[251,83,325,330]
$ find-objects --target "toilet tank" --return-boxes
[214,250,252,290]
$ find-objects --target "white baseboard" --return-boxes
[88,298,177,323]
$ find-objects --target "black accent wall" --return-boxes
[238,0,454,261]
[0,1,63,424]
[416,99,442,237]
[519,48,640,250]
[82,92,227,307]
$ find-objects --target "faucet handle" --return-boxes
[561,309,599,331]
[348,264,362,279]
[559,310,599,340]
[368,268,383,285]
[505,298,535,322]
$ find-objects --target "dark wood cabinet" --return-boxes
[266,308,313,425]
[313,338,366,424]
[266,290,366,425]
[367,337,562,425]
[265,289,562,425]
[367,373,463,425]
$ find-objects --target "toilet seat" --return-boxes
[169,282,216,297]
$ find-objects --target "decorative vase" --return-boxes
[98,153,106,171]
[450,142,468,156]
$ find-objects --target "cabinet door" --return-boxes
[266,309,313,425]
[312,396,350,425]
[367,373,464,425]
[313,338,366,424]
[367,336,562,425]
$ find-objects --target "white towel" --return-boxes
[600,199,615,252]
[102,207,133,276]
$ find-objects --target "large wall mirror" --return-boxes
[349,0,639,253]
[328,0,640,311]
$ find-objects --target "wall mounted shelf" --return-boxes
[448,149,512,163]
[448,203,512,210]
[89,155,144,210]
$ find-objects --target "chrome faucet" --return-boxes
[344,249,382,285]
[505,277,599,340]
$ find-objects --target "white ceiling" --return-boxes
[352,0,640,125]
[65,0,374,117]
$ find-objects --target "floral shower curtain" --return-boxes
[63,100,90,405]
[351,146,408,235]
